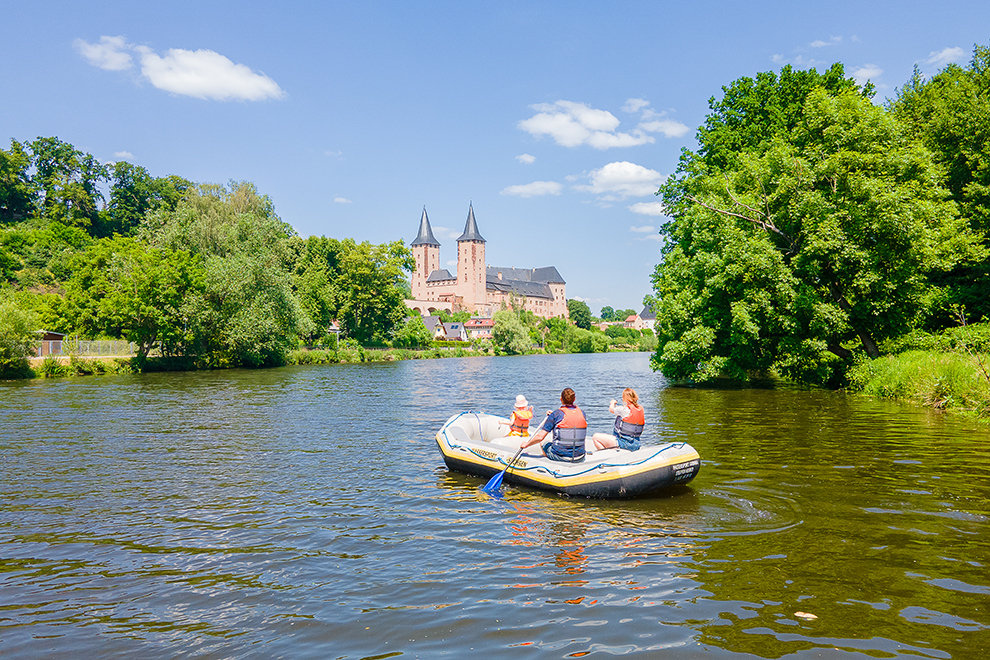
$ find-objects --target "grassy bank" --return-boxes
[846,323,990,420]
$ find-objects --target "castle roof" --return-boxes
[456,203,485,242]
[639,305,657,321]
[410,206,440,247]
[426,269,456,282]
[487,266,565,285]
[486,275,554,300]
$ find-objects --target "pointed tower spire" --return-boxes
[456,202,486,242]
[411,205,440,246]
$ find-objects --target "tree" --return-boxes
[652,84,982,383]
[599,305,615,321]
[291,235,343,344]
[61,237,204,358]
[97,162,191,238]
[330,239,413,343]
[29,137,108,230]
[0,290,37,375]
[1,140,35,224]
[493,309,530,354]
[890,44,990,321]
[567,299,592,330]
[141,182,311,366]
[391,314,434,348]
[692,63,866,173]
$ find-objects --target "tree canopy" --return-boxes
[652,65,985,384]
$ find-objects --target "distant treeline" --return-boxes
[0,138,413,374]
[649,45,990,389]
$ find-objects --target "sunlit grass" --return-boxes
[847,350,990,418]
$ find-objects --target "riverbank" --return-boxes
[10,343,652,380]
[845,322,990,420]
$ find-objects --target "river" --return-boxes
[1,352,988,658]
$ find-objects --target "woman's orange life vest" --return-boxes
[613,403,645,438]
[509,406,533,435]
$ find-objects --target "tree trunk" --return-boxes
[827,343,852,360]
[856,329,881,359]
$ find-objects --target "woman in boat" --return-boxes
[504,394,534,437]
[520,387,587,462]
[592,387,645,451]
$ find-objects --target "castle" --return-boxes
[405,204,569,320]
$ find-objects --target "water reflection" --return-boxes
[2,353,989,659]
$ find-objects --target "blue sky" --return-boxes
[2,1,988,314]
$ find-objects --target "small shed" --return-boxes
[36,331,67,357]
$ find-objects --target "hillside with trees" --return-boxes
[0,138,413,373]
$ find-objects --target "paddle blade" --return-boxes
[481,472,506,494]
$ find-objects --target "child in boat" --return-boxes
[505,395,534,436]
[592,388,645,451]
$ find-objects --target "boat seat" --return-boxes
[446,425,472,443]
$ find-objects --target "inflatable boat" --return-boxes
[435,411,701,498]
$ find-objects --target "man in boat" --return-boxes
[520,387,587,462]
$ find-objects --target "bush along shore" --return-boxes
[845,322,990,420]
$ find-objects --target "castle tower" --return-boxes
[410,206,440,301]
[456,203,486,311]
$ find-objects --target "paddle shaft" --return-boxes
[483,413,549,493]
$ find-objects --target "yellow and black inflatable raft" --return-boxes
[436,411,701,498]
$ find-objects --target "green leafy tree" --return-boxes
[493,309,530,354]
[653,84,981,383]
[567,299,592,330]
[331,239,413,343]
[141,182,311,366]
[0,290,38,375]
[890,44,990,321]
[392,314,434,348]
[599,305,615,321]
[30,137,108,230]
[291,235,343,344]
[1,139,35,224]
[692,63,866,173]
[97,162,191,238]
[61,236,204,358]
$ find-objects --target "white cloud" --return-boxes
[334,197,352,204]
[136,46,284,101]
[433,226,461,241]
[446,260,457,267]
[638,119,690,138]
[76,35,284,101]
[851,64,883,85]
[516,153,536,164]
[622,98,650,113]
[74,36,132,71]
[630,225,655,233]
[518,100,650,149]
[571,296,591,303]
[638,233,664,242]
[518,99,688,149]
[500,181,563,197]
[628,201,667,216]
[573,161,664,199]
[325,150,344,158]
[113,151,134,159]
[925,46,965,68]
[810,36,842,48]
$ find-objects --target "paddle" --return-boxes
[482,414,549,495]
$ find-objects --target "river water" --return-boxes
[1,352,988,658]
